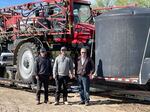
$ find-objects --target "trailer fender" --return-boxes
[140,58,150,84]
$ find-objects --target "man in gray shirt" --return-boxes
[53,46,74,105]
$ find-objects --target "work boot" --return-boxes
[78,101,85,105]
[53,102,59,105]
[63,101,69,105]
[85,102,89,106]
[36,101,40,105]
[44,100,48,104]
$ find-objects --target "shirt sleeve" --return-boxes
[49,59,52,76]
[69,58,74,74]
[34,57,39,76]
[53,57,58,77]
[90,58,95,74]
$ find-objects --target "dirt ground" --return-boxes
[0,86,150,112]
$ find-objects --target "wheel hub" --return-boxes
[19,50,34,80]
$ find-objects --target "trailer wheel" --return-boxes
[4,70,14,80]
[17,42,38,83]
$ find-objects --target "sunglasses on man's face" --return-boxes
[61,49,66,51]
[81,52,86,54]
[40,51,46,53]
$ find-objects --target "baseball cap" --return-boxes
[61,46,67,51]
[40,47,46,52]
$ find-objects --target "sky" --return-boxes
[0,0,37,8]
[91,0,95,3]
[0,0,96,8]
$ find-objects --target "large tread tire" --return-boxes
[17,42,38,83]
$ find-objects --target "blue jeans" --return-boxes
[78,75,90,103]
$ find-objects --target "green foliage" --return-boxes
[93,0,150,8]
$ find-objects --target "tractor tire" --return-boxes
[17,42,38,83]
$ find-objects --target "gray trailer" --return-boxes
[95,7,150,85]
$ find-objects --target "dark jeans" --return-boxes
[78,75,90,103]
[36,75,49,102]
[55,75,69,102]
